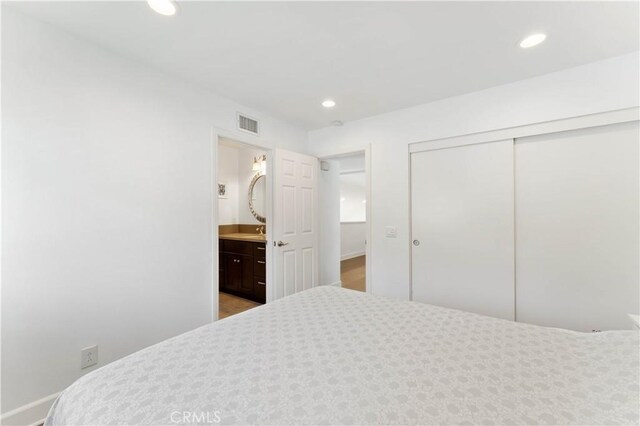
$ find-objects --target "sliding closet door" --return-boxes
[515,121,639,331]
[411,140,515,320]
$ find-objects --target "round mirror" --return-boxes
[249,173,266,223]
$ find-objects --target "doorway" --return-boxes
[216,136,270,319]
[318,149,370,293]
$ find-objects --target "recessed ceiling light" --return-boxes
[148,0,177,16]
[519,33,546,49]
[322,99,336,108]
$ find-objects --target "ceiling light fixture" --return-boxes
[148,0,177,16]
[322,99,336,108]
[519,33,546,48]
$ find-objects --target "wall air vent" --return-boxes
[237,113,259,135]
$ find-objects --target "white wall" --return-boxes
[307,52,640,300]
[340,172,366,222]
[217,143,266,226]
[318,160,340,286]
[217,145,240,224]
[339,169,366,260]
[340,223,366,260]
[1,8,307,421]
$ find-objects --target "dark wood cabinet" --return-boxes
[225,254,252,294]
[219,239,266,303]
[254,277,266,301]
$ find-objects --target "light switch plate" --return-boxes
[81,345,98,369]
[385,226,397,238]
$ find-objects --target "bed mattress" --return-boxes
[46,286,639,425]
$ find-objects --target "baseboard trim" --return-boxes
[341,252,365,261]
[328,280,342,287]
[1,392,59,426]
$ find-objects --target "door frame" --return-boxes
[410,107,639,153]
[408,106,639,301]
[211,127,274,322]
[318,145,372,293]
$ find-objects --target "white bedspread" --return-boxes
[46,286,639,425]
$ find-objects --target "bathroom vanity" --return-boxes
[219,225,266,303]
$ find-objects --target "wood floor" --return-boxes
[341,255,366,292]
[220,256,365,318]
[219,292,261,319]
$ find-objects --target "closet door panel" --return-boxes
[411,139,515,320]
[515,121,639,331]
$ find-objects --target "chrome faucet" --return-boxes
[256,225,265,236]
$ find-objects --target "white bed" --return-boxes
[46,287,639,425]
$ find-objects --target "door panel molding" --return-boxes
[273,148,319,300]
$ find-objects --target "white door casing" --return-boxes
[272,149,319,300]
[411,139,515,320]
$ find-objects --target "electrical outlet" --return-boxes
[81,345,98,369]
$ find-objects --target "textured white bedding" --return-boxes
[46,286,639,425]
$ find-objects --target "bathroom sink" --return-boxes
[238,234,266,240]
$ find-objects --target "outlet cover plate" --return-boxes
[81,345,98,369]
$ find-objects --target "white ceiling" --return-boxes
[10,1,639,130]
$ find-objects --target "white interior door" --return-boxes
[515,121,639,331]
[272,148,318,300]
[411,139,515,320]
